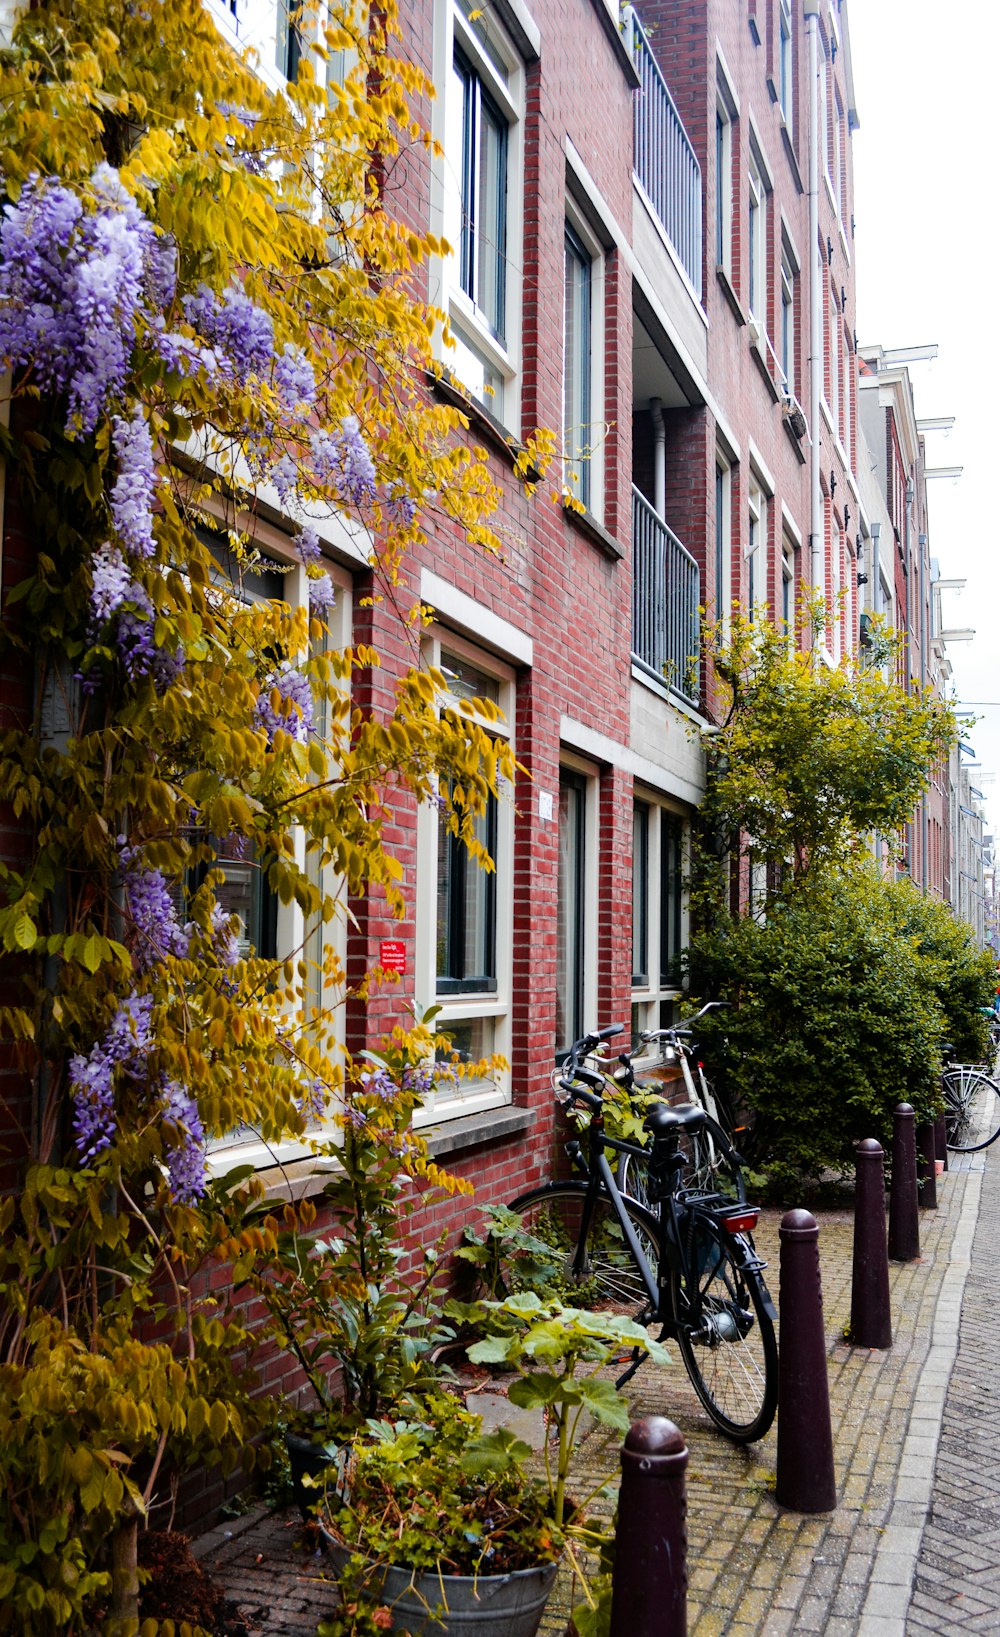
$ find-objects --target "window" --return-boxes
[276,0,303,81]
[778,0,793,128]
[747,146,767,334]
[631,802,649,986]
[715,454,732,632]
[831,91,844,216]
[780,241,796,394]
[747,475,766,616]
[842,325,852,453]
[436,0,523,427]
[564,227,592,509]
[828,287,840,428]
[781,535,796,645]
[715,68,736,277]
[631,797,686,1047]
[557,769,589,1058]
[416,633,515,1118]
[453,50,507,339]
[202,528,352,1169]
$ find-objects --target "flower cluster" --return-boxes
[161,1080,207,1205]
[89,555,183,693]
[210,901,241,970]
[183,281,274,382]
[0,166,173,435]
[274,344,315,414]
[310,417,377,508]
[69,990,155,1163]
[110,409,157,559]
[255,662,314,743]
[122,855,192,971]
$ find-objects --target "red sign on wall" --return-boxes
[379,940,407,975]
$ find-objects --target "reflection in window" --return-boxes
[632,802,649,985]
[437,792,498,995]
[453,50,508,342]
[557,772,586,1056]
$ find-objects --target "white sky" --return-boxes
[849,2,1000,838]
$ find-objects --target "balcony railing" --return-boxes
[625,5,703,300]
[632,486,700,706]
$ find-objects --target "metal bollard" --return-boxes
[917,1122,937,1209]
[934,1112,948,1172]
[849,1139,892,1348]
[609,1417,688,1637]
[775,1209,837,1514]
[888,1102,920,1261]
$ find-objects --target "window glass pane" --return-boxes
[564,229,592,509]
[437,793,497,993]
[557,774,585,1054]
[632,803,649,984]
[477,99,507,338]
[715,112,725,264]
[659,814,682,986]
[440,649,500,705]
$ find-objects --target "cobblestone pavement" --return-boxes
[194,1149,989,1635]
[908,1142,1000,1634]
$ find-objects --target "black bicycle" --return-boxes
[505,1025,778,1444]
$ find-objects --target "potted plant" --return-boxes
[315,1293,669,1637]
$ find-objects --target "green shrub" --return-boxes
[687,865,969,1186]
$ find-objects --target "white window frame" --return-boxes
[828,286,840,430]
[781,533,796,647]
[747,142,769,342]
[414,629,516,1123]
[556,755,599,1061]
[205,534,353,1174]
[747,472,767,617]
[780,238,796,396]
[431,0,524,431]
[562,203,606,521]
[841,324,852,455]
[630,793,688,1051]
[715,451,732,635]
[206,0,334,94]
[715,65,737,279]
[778,0,793,130]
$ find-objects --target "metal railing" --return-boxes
[632,486,701,706]
[625,6,703,299]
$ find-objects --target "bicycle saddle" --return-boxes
[645,1101,707,1138]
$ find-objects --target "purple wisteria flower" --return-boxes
[110,408,157,558]
[90,544,133,625]
[308,571,336,618]
[293,524,321,567]
[297,1077,327,1124]
[310,417,377,509]
[359,1064,398,1104]
[386,488,418,530]
[69,988,156,1163]
[255,663,314,743]
[182,281,274,380]
[122,855,191,969]
[269,452,299,504]
[161,1080,207,1204]
[0,166,170,434]
[274,344,315,414]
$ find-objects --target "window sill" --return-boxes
[780,123,803,192]
[782,413,808,463]
[588,0,640,89]
[715,265,746,326]
[561,496,625,561]
[424,1103,535,1159]
[429,367,541,483]
[750,340,781,403]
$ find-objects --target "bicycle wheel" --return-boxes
[672,1218,777,1443]
[618,1116,746,1207]
[505,1183,659,1316]
[943,1067,1000,1152]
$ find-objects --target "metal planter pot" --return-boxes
[321,1531,559,1637]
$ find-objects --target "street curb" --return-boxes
[856,1163,985,1636]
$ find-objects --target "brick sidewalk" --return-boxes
[194,1153,985,1635]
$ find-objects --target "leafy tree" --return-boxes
[698,608,957,890]
[0,0,549,1627]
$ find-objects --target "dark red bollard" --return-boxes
[775,1209,836,1514]
[888,1102,920,1262]
[935,1112,948,1172]
[609,1417,687,1637]
[917,1122,937,1209]
[850,1139,892,1348]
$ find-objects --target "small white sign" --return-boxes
[538,790,553,823]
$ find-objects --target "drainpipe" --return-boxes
[919,528,928,893]
[804,2,823,623]
[650,397,666,522]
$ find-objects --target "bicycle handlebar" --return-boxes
[556,1023,624,1111]
[640,999,729,1046]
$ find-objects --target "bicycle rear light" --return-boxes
[720,1208,759,1234]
